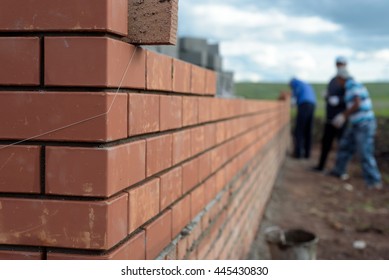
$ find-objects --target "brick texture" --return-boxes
[129,93,160,136]
[45,37,145,88]
[0,37,40,85]
[145,210,172,260]
[0,0,128,35]
[0,146,41,194]
[146,51,172,91]
[146,134,172,176]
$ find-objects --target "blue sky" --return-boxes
[178,0,389,82]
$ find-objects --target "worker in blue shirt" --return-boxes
[288,78,317,159]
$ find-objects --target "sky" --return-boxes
[178,0,389,83]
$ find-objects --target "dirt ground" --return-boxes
[249,147,389,260]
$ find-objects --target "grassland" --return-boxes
[235,82,389,118]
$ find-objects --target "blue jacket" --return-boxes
[290,78,316,105]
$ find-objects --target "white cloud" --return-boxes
[179,1,389,82]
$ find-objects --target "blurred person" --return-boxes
[329,69,382,189]
[313,56,348,171]
[283,78,317,159]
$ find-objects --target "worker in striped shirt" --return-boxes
[329,68,382,189]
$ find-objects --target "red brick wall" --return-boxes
[0,0,290,260]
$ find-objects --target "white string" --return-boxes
[0,46,139,151]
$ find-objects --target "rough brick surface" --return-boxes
[0,0,128,35]
[159,167,182,210]
[0,92,127,142]
[128,179,160,234]
[173,59,191,93]
[171,196,191,238]
[48,231,146,260]
[127,0,178,44]
[182,97,199,126]
[146,51,173,91]
[145,210,172,260]
[45,37,145,88]
[0,194,128,249]
[191,65,206,94]
[0,37,40,86]
[0,146,41,194]
[146,134,172,176]
[172,130,192,165]
[160,95,182,131]
[182,159,199,194]
[129,93,160,136]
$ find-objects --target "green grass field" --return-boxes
[235,82,389,118]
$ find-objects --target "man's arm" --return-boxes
[343,96,361,118]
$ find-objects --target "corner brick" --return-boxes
[0,37,40,85]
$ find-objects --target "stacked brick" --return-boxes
[0,0,290,260]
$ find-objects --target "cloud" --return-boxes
[178,0,389,82]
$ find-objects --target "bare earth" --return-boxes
[249,148,389,260]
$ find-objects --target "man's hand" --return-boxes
[332,113,346,128]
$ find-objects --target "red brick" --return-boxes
[46,141,145,197]
[0,250,43,260]
[146,134,172,176]
[0,92,127,142]
[198,152,211,183]
[0,194,128,249]
[45,37,145,88]
[160,95,182,131]
[172,130,191,165]
[159,167,182,210]
[204,176,217,205]
[128,179,160,233]
[0,0,128,35]
[205,69,217,96]
[191,65,206,94]
[182,97,198,127]
[128,0,178,45]
[182,159,199,193]
[173,59,191,93]
[198,97,212,123]
[145,210,172,260]
[204,123,216,149]
[171,195,191,238]
[0,145,41,194]
[190,184,205,219]
[215,169,226,193]
[211,146,223,173]
[191,126,205,156]
[129,93,160,136]
[216,121,226,144]
[0,37,40,85]
[146,51,172,91]
[176,236,188,260]
[48,231,146,260]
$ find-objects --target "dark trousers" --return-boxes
[294,103,315,158]
[317,122,345,170]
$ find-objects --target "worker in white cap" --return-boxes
[313,56,348,172]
